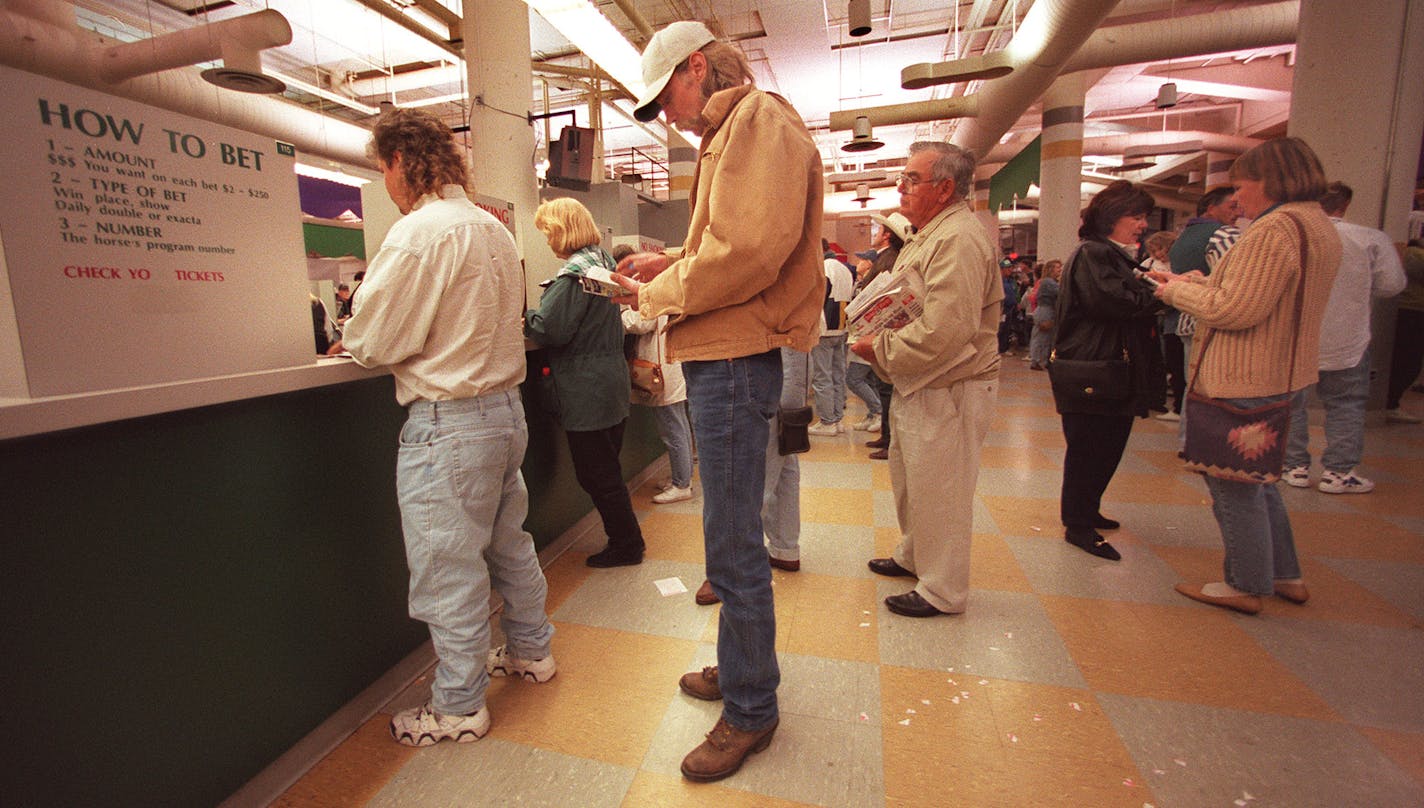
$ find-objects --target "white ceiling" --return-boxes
[67,0,1298,210]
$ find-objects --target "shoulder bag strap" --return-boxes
[1186,212,1310,395]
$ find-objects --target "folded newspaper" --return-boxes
[847,271,923,337]
[576,267,626,297]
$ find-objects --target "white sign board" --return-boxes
[0,66,312,397]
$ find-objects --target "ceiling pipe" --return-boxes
[345,62,463,98]
[612,0,655,40]
[97,8,291,87]
[979,130,1262,164]
[347,0,462,59]
[0,3,373,167]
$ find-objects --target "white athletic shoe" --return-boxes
[808,421,841,436]
[652,485,693,504]
[1282,466,1310,488]
[1386,408,1422,424]
[1317,469,1375,495]
[389,703,489,747]
[487,645,558,682]
[855,414,882,432]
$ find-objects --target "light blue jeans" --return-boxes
[398,391,554,716]
[811,333,847,425]
[1285,352,1370,473]
[845,361,883,416]
[765,348,808,562]
[1199,392,1302,596]
[652,400,694,488]
[683,351,782,732]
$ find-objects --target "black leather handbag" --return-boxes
[1047,351,1132,403]
[777,406,813,456]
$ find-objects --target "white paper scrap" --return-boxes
[921,699,932,705]
[1174,759,1187,767]
[1153,769,1166,775]
[1242,792,1255,801]
[989,646,1001,651]
[859,712,869,721]
[905,708,917,714]
[978,679,989,685]
[1123,778,1135,787]
[1069,702,1083,711]
[655,577,688,596]
[1008,733,1018,743]
[898,718,911,726]
[859,622,871,628]
[1234,801,1247,807]
[951,696,960,704]
[1031,525,1042,532]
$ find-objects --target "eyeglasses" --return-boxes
[895,173,939,190]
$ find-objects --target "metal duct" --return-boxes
[1062,0,1298,73]
[979,130,1262,164]
[0,3,373,167]
[98,8,291,88]
[345,63,464,99]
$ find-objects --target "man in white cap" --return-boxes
[612,20,823,783]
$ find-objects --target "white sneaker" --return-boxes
[1282,466,1310,488]
[855,414,882,432]
[487,644,557,682]
[652,485,693,504]
[1386,408,1422,424]
[390,703,489,747]
[808,421,841,436]
[1318,469,1375,494]
[1154,411,1181,422]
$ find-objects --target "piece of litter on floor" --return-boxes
[1123,778,1135,787]
[1166,525,1178,531]
[858,712,869,721]
[1008,733,1018,743]
[1033,714,1043,722]
[946,678,957,685]
[1242,792,1255,801]
[1153,769,1166,775]
[1234,801,1247,807]
[1144,803,1156,808]
[1030,525,1042,532]
[898,718,911,726]
[654,577,688,597]
[989,646,1001,651]
[1174,759,1187,767]
[1069,702,1082,711]
[1005,632,1014,638]
[978,679,989,685]
[921,699,932,705]
[859,622,871,628]
[951,696,961,704]
[906,708,917,714]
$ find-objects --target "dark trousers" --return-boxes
[1060,412,1134,529]
[1387,308,1424,408]
[874,375,893,446]
[565,421,645,554]
[1162,333,1185,413]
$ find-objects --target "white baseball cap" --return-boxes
[633,21,716,123]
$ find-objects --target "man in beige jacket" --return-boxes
[852,141,1001,618]
[613,21,823,782]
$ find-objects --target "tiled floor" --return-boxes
[275,359,1424,808]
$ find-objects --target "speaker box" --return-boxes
[547,126,594,189]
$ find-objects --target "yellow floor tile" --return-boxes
[1039,595,1338,720]
[542,552,594,614]
[620,770,816,807]
[1357,726,1424,788]
[484,622,696,767]
[637,510,707,564]
[1103,472,1210,505]
[799,487,874,526]
[1289,511,1424,563]
[780,574,880,662]
[875,526,901,559]
[978,444,1063,470]
[870,460,893,491]
[969,532,1035,592]
[1336,480,1424,518]
[271,716,414,808]
[1152,546,1417,627]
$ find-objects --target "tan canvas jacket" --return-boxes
[638,85,825,362]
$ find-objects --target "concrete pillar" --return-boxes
[461,0,550,289]
[1289,0,1424,412]
[666,141,697,202]
[1038,73,1086,264]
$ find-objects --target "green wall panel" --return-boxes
[302,222,366,259]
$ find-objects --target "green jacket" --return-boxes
[525,246,630,431]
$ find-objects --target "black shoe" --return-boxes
[586,546,644,568]
[868,557,915,577]
[1065,530,1121,561]
[885,590,951,617]
[1091,515,1121,531]
[865,438,888,449]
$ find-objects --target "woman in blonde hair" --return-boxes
[526,197,646,568]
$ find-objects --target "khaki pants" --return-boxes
[888,378,997,613]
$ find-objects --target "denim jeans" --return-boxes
[1199,393,1302,596]
[683,350,782,732]
[765,348,807,562]
[845,361,883,415]
[1286,353,1370,473]
[811,334,847,424]
[398,391,554,716]
[652,400,694,488]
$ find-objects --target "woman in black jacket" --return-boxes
[1051,181,1163,560]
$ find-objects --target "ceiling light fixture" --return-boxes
[848,0,872,37]
[841,115,884,152]
[1155,82,1178,109]
[853,182,873,207]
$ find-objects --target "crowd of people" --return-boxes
[320,14,1423,787]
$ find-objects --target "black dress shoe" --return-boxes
[1091,515,1121,530]
[865,437,888,449]
[868,557,915,577]
[1065,530,1121,561]
[885,590,950,617]
[586,546,644,568]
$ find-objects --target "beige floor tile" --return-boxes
[271,717,414,808]
[978,444,1062,470]
[1289,511,1424,563]
[981,494,1060,537]
[619,770,815,807]
[543,551,594,614]
[1357,726,1424,788]
[870,460,892,491]
[1039,595,1339,720]
[637,510,707,564]
[1337,479,1424,518]
[1152,546,1417,627]
[484,621,696,767]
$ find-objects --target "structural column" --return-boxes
[462,0,548,285]
[1290,0,1424,409]
[1037,73,1086,264]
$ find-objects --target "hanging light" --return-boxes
[1156,82,1178,109]
[848,0,872,37]
[841,115,884,152]
[853,182,873,207]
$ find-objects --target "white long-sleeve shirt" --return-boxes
[1318,217,1407,371]
[342,185,525,405]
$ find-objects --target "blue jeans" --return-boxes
[652,400,694,488]
[765,348,807,561]
[1199,393,1302,596]
[1285,352,1370,473]
[845,361,882,415]
[398,391,554,716]
[811,334,847,424]
[683,351,782,732]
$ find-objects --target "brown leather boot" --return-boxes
[678,666,722,700]
[695,580,719,605]
[680,716,778,782]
